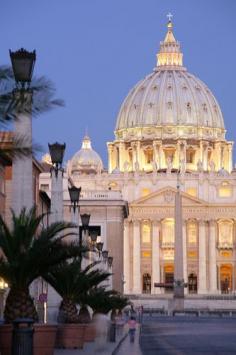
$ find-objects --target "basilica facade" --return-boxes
[40,20,236,296]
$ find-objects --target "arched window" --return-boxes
[161,219,174,248]
[187,222,197,246]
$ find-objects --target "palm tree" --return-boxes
[43,260,111,323]
[86,287,129,315]
[0,207,83,323]
[0,65,64,159]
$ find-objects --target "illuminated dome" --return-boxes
[115,20,225,142]
[71,136,103,174]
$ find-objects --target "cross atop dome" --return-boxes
[167,12,173,22]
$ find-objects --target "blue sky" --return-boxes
[1,0,235,165]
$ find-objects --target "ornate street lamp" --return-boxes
[9,48,36,214]
[77,213,90,247]
[48,142,66,177]
[90,230,99,243]
[10,48,36,89]
[89,230,99,251]
[102,250,109,262]
[107,256,113,268]
[68,186,81,213]
[80,213,90,231]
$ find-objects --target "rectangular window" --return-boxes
[142,251,151,258]
[219,186,232,197]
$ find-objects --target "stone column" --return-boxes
[107,143,114,173]
[153,141,160,170]
[123,220,130,294]
[198,220,207,294]
[183,221,187,293]
[70,208,79,243]
[133,220,141,294]
[228,144,233,173]
[152,220,161,294]
[12,92,33,214]
[209,220,217,293]
[159,144,164,169]
[50,169,64,224]
[131,142,137,171]
[179,141,186,166]
[214,142,222,171]
[203,142,209,171]
[174,186,184,298]
[119,142,126,171]
[174,142,180,169]
[47,168,64,322]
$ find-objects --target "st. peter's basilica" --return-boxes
[41,18,236,298]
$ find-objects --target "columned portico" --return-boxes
[133,220,141,293]
[152,220,161,293]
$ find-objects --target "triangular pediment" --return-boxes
[131,186,207,206]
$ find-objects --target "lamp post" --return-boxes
[107,256,113,269]
[89,230,99,251]
[68,185,81,243]
[102,250,109,262]
[80,213,90,247]
[10,48,36,214]
[47,142,65,322]
[68,186,81,214]
[48,142,66,224]
[96,242,104,258]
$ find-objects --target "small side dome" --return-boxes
[71,136,103,174]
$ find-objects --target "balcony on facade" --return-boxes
[161,241,174,249]
[217,242,234,250]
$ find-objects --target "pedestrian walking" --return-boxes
[128,316,137,343]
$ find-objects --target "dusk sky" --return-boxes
[1,0,235,165]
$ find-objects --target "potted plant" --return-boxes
[43,259,110,348]
[0,207,81,355]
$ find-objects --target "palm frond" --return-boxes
[0,66,64,124]
[0,208,84,288]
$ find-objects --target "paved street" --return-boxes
[116,326,142,355]
[139,315,236,355]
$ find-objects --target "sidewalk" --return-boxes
[54,326,128,355]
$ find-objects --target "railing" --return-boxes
[161,242,174,249]
[217,242,233,250]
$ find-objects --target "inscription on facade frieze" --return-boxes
[130,206,236,220]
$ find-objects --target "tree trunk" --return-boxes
[60,298,79,323]
[4,287,38,323]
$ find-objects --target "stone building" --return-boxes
[40,19,236,296]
